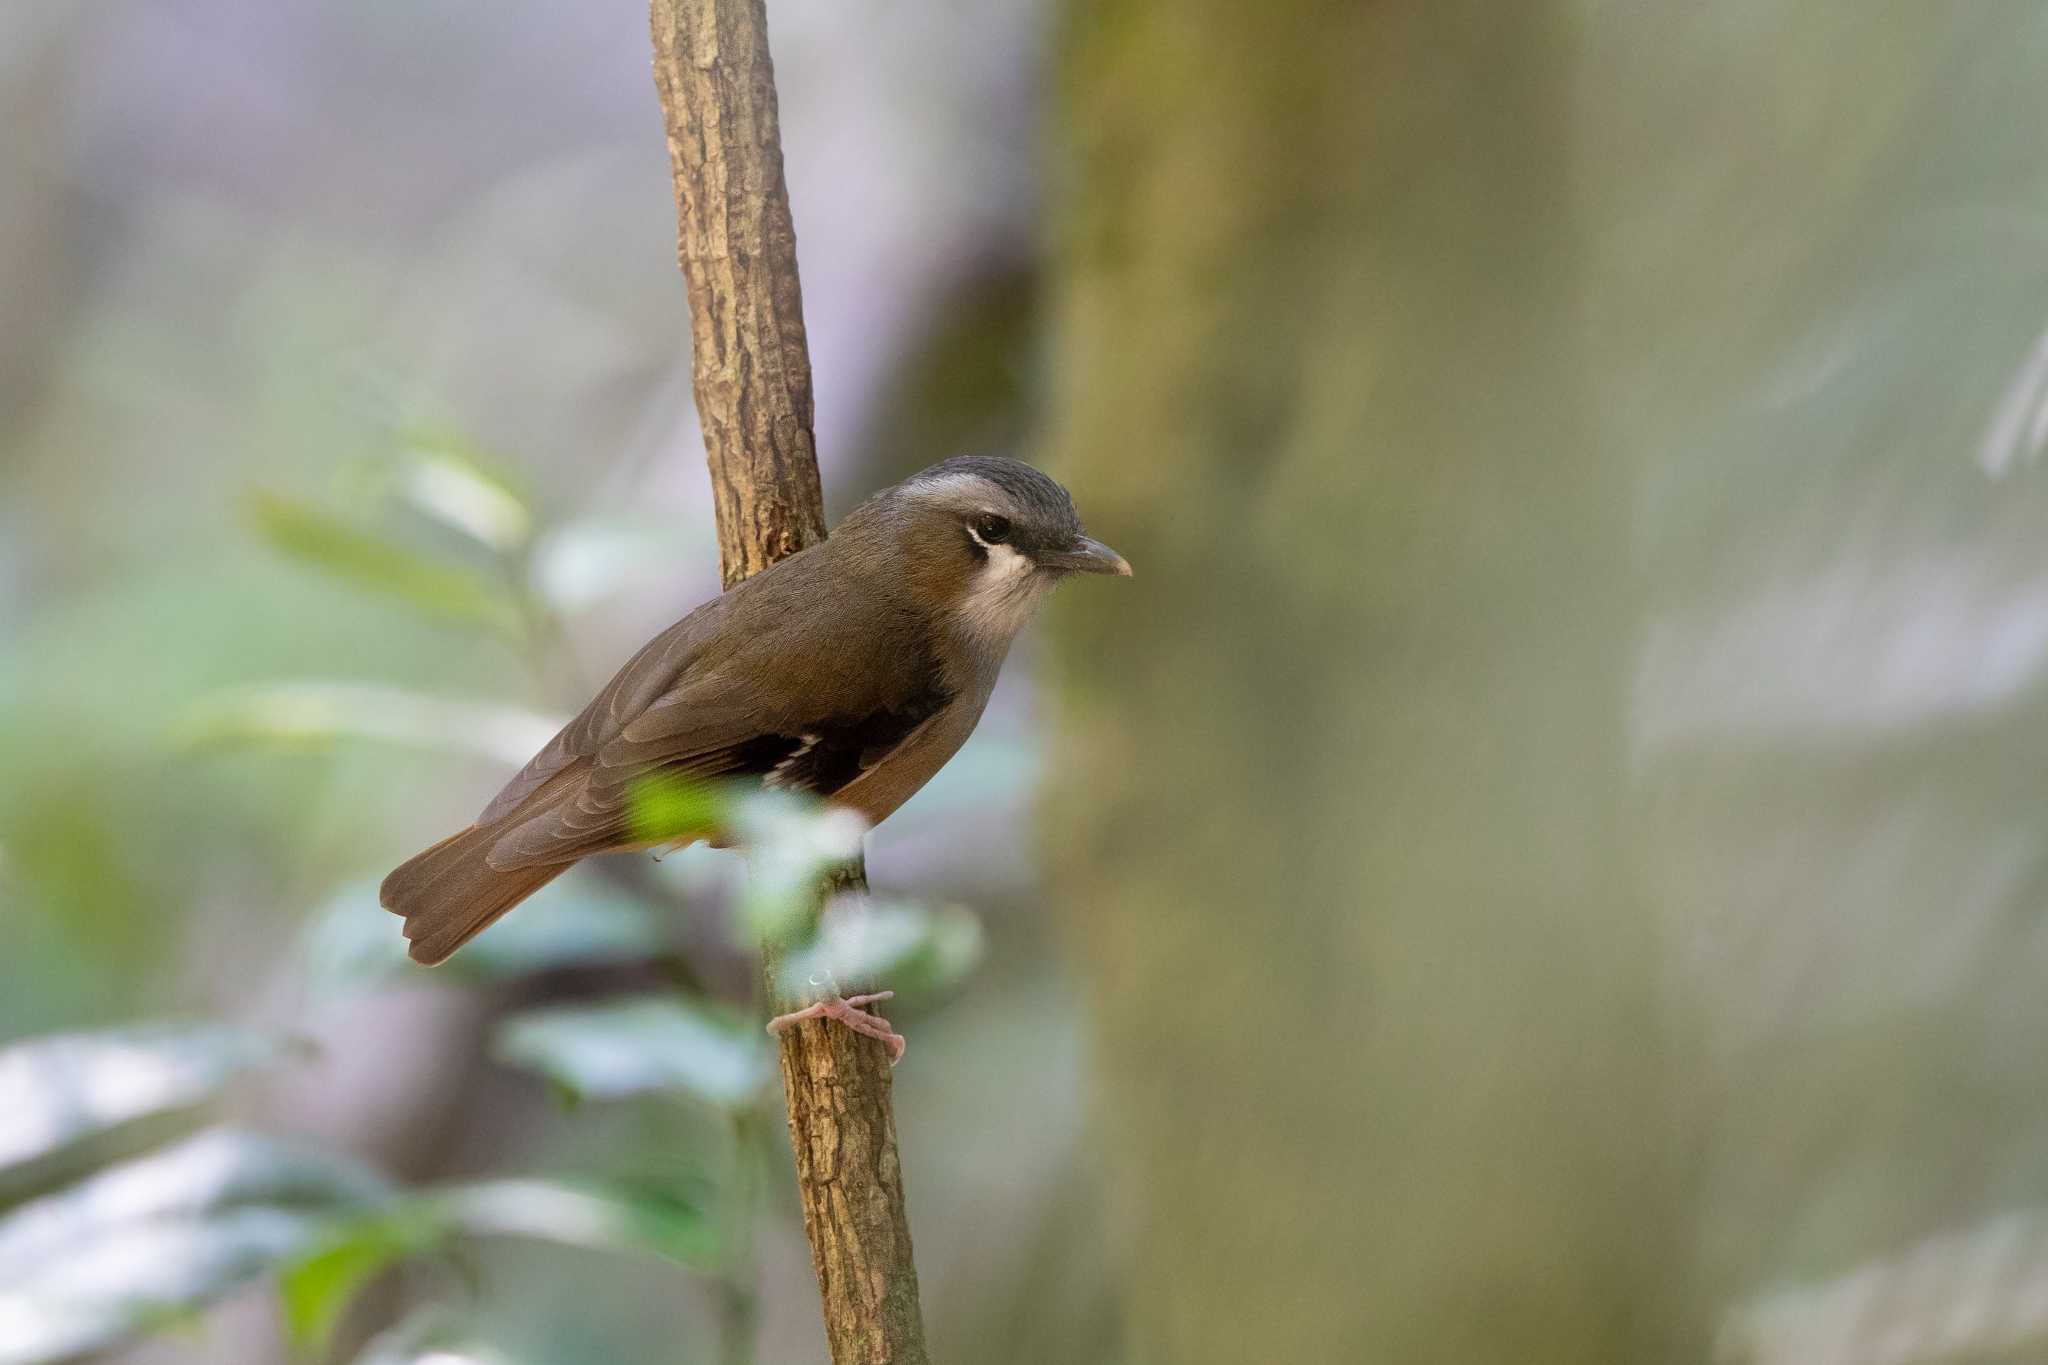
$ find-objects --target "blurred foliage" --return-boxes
[0,1023,383,1364]
[299,878,666,995]
[624,773,733,852]
[352,432,538,557]
[347,1310,514,1365]
[0,388,984,1363]
[775,898,985,1003]
[281,1177,718,1354]
[177,683,561,766]
[496,997,775,1110]
[0,764,967,1363]
[0,1025,282,1184]
[0,1128,383,1365]
[245,492,526,641]
[0,1017,727,1365]
[20,0,2048,1363]
[1,4,1042,1363]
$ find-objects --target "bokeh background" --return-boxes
[9,3,2048,1362]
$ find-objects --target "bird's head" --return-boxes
[852,455,1131,647]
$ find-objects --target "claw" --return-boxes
[767,990,906,1064]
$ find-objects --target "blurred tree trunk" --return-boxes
[1045,4,1693,1361]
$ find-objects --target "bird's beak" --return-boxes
[1042,536,1133,577]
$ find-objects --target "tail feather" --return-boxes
[379,823,568,966]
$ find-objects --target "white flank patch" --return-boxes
[765,733,822,788]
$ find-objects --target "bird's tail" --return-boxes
[379,824,568,966]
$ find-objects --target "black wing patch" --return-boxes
[764,686,954,797]
[481,673,956,873]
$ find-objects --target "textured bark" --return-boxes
[651,0,827,589]
[649,2,930,1361]
[773,1033,919,1355]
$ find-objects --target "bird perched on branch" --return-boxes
[381,455,1129,1056]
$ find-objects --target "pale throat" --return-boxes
[954,541,1051,646]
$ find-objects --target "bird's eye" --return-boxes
[973,513,1012,544]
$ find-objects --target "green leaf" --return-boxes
[282,1178,716,1354]
[0,1024,281,1180]
[349,1309,513,1365]
[280,1205,444,1350]
[624,772,730,849]
[0,1129,385,1365]
[775,898,985,1002]
[619,784,872,947]
[432,1178,716,1265]
[494,996,774,1109]
[245,491,522,634]
[301,876,664,996]
[729,791,870,945]
[381,432,535,555]
[175,682,562,765]
[528,517,711,612]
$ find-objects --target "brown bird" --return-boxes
[380,456,1129,1052]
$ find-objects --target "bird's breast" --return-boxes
[827,685,994,827]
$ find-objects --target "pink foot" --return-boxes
[767,990,906,1065]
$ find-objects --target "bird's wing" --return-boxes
[480,698,779,869]
[482,685,951,870]
[476,598,730,826]
[477,570,954,871]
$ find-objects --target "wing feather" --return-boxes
[475,598,731,824]
[473,548,954,870]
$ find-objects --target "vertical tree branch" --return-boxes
[649,2,931,1361]
[650,0,825,586]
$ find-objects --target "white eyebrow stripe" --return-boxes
[906,472,1005,506]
